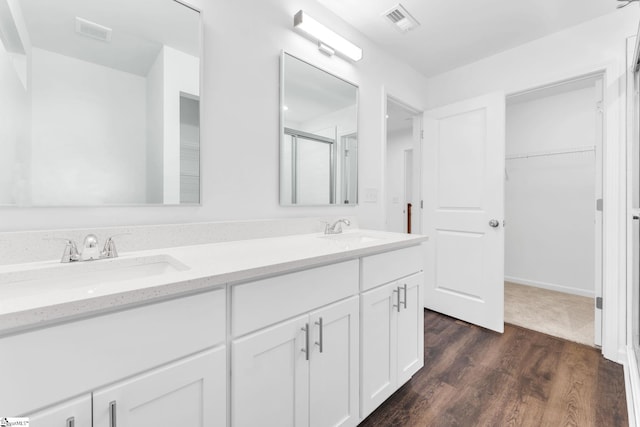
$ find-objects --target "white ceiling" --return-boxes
[317,0,622,77]
[19,0,200,76]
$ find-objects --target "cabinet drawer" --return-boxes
[0,287,225,416]
[232,260,358,337]
[361,245,423,291]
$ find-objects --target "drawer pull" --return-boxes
[401,284,408,310]
[315,317,324,353]
[393,288,401,312]
[109,400,117,427]
[66,417,75,427]
[301,323,310,360]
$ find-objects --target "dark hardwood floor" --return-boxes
[360,310,627,427]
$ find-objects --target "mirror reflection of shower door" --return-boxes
[341,133,358,204]
[285,129,335,205]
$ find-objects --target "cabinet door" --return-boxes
[397,273,425,385]
[232,315,309,427]
[309,297,359,427]
[360,282,398,419]
[93,347,226,427]
[28,394,92,427]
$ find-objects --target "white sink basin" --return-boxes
[0,255,189,300]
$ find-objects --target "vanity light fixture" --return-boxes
[293,10,362,62]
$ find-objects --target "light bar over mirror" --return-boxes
[293,10,363,62]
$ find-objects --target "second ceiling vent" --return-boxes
[383,4,420,33]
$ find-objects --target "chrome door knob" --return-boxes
[489,219,500,228]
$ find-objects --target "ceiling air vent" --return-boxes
[75,17,112,42]
[383,4,420,33]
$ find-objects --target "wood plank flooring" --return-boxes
[360,310,627,427]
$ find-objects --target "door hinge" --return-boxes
[596,199,603,212]
[420,200,424,209]
[596,297,603,310]
[420,130,424,139]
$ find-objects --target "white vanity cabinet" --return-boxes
[93,347,225,427]
[1,288,227,427]
[2,234,426,427]
[360,247,424,419]
[29,395,92,427]
[232,313,310,427]
[231,261,360,427]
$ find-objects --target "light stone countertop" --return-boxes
[0,229,428,335]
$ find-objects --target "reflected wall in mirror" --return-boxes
[280,52,358,206]
[0,0,201,206]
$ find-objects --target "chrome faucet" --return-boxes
[324,219,351,235]
[57,234,123,263]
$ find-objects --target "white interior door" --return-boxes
[422,92,505,333]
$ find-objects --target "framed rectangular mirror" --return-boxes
[0,0,201,206]
[280,52,358,206]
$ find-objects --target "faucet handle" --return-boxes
[101,233,130,259]
[45,238,80,263]
[320,221,331,234]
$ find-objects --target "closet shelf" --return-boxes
[506,145,595,160]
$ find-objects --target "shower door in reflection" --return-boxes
[340,133,358,204]
[283,128,335,205]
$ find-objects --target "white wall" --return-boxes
[386,128,412,233]
[146,49,164,203]
[505,85,596,297]
[0,0,428,231]
[162,46,200,204]
[144,46,200,204]
[0,0,31,206]
[0,43,28,205]
[30,48,147,205]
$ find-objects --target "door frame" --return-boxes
[383,93,423,234]
[505,72,605,348]
[403,148,413,233]
[421,60,624,362]
[509,62,623,362]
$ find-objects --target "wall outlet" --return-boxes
[363,188,378,203]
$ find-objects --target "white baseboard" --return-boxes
[625,346,639,427]
[504,276,595,298]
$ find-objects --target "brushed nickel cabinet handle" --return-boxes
[393,288,401,312]
[401,284,408,310]
[301,323,310,360]
[109,400,117,427]
[315,317,324,353]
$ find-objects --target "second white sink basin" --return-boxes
[0,255,190,301]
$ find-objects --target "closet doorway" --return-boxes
[504,75,603,347]
[385,96,422,234]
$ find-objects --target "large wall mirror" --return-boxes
[280,52,358,206]
[0,0,201,206]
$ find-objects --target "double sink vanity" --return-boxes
[0,0,428,424]
[0,225,427,427]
